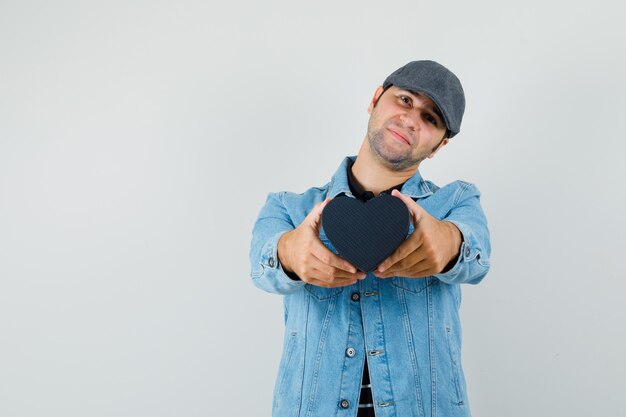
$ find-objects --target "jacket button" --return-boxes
[345,347,356,357]
[339,399,350,409]
[351,292,360,302]
[464,246,471,257]
[268,256,275,268]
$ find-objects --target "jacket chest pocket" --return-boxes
[305,284,344,300]
[391,276,436,294]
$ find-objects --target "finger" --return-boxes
[390,189,423,226]
[377,250,427,278]
[306,264,360,285]
[376,259,431,279]
[310,239,362,275]
[383,255,434,278]
[376,234,422,273]
[306,197,332,229]
[312,258,367,280]
[399,262,437,279]
[306,276,358,288]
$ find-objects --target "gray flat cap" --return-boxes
[382,60,465,138]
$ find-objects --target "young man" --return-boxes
[250,60,491,417]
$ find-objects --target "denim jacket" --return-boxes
[250,156,491,417]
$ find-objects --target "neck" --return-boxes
[351,139,418,196]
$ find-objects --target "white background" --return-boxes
[1,1,625,416]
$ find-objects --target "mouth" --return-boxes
[387,128,411,146]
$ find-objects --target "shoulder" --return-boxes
[278,182,330,208]
[261,183,330,225]
[435,180,481,201]
[419,179,483,218]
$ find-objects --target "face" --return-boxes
[366,85,449,171]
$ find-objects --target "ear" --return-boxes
[367,86,385,114]
[428,138,449,159]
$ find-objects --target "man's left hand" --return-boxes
[374,189,462,279]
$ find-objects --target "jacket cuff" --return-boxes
[253,231,306,293]
[434,220,488,284]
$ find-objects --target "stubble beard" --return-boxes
[367,124,431,172]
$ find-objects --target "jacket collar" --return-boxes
[327,156,434,200]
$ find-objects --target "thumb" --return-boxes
[390,189,423,226]
[307,197,331,230]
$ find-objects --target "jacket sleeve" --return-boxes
[249,192,307,295]
[434,182,491,285]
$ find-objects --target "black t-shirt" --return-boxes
[346,160,405,417]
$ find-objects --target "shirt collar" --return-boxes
[327,155,434,200]
[347,159,404,202]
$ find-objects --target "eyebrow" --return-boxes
[399,89,445,124]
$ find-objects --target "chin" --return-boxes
[373,150,417,171]
[368,131,416,170]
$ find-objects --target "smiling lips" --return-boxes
[387,127,411,146]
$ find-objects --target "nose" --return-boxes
[399,113,417,132]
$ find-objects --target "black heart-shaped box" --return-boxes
[321,193,410,273]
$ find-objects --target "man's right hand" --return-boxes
[277,197,366,288]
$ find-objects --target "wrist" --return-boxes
[277,231,302,281]
[436,222,462,274]
[277,231,293,273]
[444,221,462,264]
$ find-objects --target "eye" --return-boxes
[425,113,438,126]
[399,95,412,106]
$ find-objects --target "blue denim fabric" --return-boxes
[250,156,491,417]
